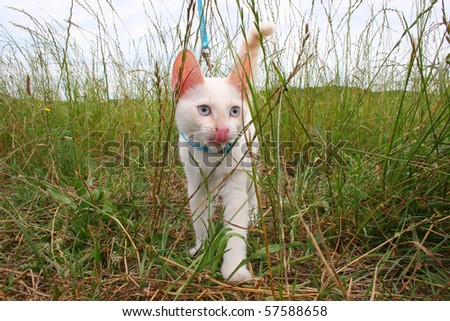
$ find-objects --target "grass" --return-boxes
[0,0,449,300]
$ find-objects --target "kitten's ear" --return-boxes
[171,50,204,98]
[226,53,252,95]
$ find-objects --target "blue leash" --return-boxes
[196,0,213,73]
[196,0,209,50]
[179,131,232,154]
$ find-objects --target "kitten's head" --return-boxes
[171,50,252,152]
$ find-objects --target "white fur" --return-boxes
[173,22,275,282]
[177,80,257,282]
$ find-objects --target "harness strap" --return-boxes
[179,131,232,154]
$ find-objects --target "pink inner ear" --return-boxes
[172,50,204,98]
[227,53,252,94]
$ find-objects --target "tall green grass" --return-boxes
[0,0,449,300]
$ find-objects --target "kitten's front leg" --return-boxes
[220,172,252,282]
[187,179,216,256]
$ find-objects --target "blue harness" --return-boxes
[179,131,232,154]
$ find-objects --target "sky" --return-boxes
[0,0,435,53]
[0,1,422,41]
[0,0,447,92]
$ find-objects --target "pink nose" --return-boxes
[215,128,229,143]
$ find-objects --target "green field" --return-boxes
[1,1,449,300]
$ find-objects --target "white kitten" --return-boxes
[171,22,275,282]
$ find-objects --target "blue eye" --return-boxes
[198,105,211,116]
[230,106,240,117]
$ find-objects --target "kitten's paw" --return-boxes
[221,265,252,283]
[189,245,202,256]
